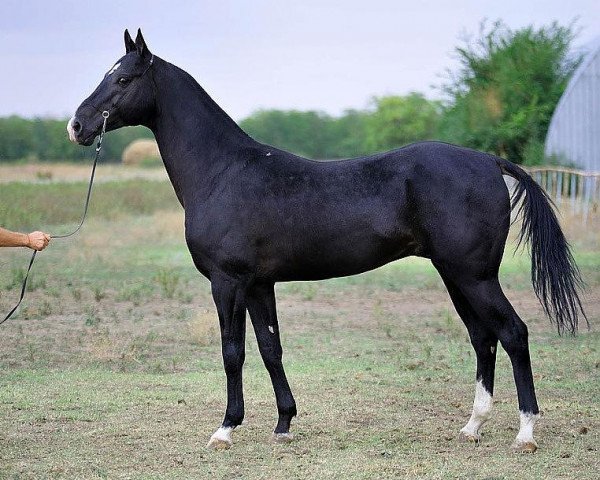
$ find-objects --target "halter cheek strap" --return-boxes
[83,55,155,119]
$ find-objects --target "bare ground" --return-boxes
[0,163,168,184]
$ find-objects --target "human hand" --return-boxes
[27,231,51,251]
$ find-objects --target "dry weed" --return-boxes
[188,309,219,346]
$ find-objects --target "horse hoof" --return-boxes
[207,437,232,450]
[272,432,294,443]
[513,440,538,453]
[207,427,234,450]
[458,431,481,443]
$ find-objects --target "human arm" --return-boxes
[0,227,51,251]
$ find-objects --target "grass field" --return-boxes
[0,169,598,479]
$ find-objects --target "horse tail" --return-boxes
[497,158,587,335]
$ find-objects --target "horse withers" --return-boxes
[68,29,586,452]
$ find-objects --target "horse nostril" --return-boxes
[72,120,82,133]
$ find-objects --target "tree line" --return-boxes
[0,21,579,166]
[0,117,152,163]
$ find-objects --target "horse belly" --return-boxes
[262,217,419,282]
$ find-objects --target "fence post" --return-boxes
[525,166,599,222]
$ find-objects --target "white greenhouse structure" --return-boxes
[539,38,600,215]
[545,38,600,172]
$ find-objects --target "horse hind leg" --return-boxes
[458,329,497,443]
[450,274,540,452]
[436,268,498,443]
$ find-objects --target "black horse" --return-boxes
[68,30,585,452]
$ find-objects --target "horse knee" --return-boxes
[260,345,282,365]
[222,342,245,374]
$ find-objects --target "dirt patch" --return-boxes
[0,162,168,184]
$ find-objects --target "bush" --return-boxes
[438,20,580,163]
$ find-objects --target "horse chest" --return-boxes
[184,212,256,276]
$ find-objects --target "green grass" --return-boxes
[0,179,179,231]
[1,328,598,479]
[0,180,598,479]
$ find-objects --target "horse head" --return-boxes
[67,29,155,145]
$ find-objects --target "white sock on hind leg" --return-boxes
[460,380,493,439]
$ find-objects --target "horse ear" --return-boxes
[124,29,136,53]
[134,28,151,58]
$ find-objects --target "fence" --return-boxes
[524,167,600,221]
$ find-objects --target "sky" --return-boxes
[1,0,599,121]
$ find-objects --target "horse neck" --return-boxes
[149,59,255,204]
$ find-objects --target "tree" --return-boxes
[0,116,153,163]
[0,116,34,161]
[365,93,441,152]
[240,109,339,159]
[239,95,440,160]
[438,21,580,164]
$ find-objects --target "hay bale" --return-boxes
[122,139,162,166]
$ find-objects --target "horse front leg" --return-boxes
[247,282,297,442]
[207,275,247,449]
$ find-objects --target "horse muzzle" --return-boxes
[67,116,100,146]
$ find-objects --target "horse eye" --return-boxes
[118,77,130,86]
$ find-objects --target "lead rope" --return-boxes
[1,111,110,325]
